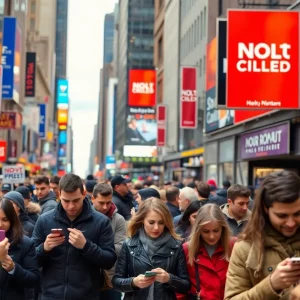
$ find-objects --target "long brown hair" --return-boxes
[242,171,300,267]
[0,198,23,245]
[127,197,180,240]
[188,204,231,265]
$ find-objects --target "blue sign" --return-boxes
[2,17,17,99]
[59,130,67,145]
[39,104,46,138]
[57,79,69,106]
[106,156,116,164]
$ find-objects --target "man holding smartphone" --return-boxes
[32,174,117,300]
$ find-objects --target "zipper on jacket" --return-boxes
[63,223,73,300]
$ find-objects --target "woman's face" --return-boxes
[200,220,222,246]
[136,193,142,205]
[0,209,11,233]
[189,212,198,226]
[143,209,165,238]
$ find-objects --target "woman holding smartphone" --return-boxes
[0,199,39,299]
[112,197,190,300]
[183,204,233,300]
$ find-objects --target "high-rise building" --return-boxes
[103,13,114,64]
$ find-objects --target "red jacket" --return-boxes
[183,242,229,300]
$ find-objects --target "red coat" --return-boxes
[183,242,229,300]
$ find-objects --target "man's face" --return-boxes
[266,198,300,238]
[60,188,86,220]
[115,183,128,196]
[228,196,250,220]
[50,183,59,198]
[92,194,113,215]
[35,183,50,200]
[178,192,190,212]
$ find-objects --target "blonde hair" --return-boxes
[188,204,232,265]
[127,197,181,240]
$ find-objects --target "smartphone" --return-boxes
[144,271,157,277]
[51,229,64,237]
[291,257,300,263]
[0,230,5,242]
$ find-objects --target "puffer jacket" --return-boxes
[32,198,117,300]
[39,191,57,215]
[26,202,40,224]
[225,224,300,300]
[0,235,39,300]
[112,233,190,300]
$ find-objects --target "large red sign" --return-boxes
[180,67,198,129]
[0,140,7,162]
[128,69,156,107]
[227,10,300,109]
[157,105,167,147]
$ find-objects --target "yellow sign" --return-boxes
[47,131,53,141]
[180,147,205,158]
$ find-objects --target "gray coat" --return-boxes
[39,191,57,215]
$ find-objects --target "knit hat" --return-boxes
[4,191,25,213]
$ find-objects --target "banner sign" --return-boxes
[0,140,7,162]
[3,164,25,183]
[180,67,198,129]
[227,10,299,109]
[0,112,21,129]
[157,105,167,147]
[57,79,69,107]
[128,69,156,107]
[125,106,157,146]
[39,104,46,138]
[240,123,289,159]
[25,52,36,97]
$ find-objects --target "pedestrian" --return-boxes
[166,187,181,218]
[0,199,39,299]
[111,175,133,221]
[225,170,300,299]
[4,191,35,237]
[85,180,97,202]
[112,197,190,300]
[176,201,202,242]
[1,183,12,197]
[183,203,233,300]
[196,182,210,206]
[220,184,252,236]
[32,173,117,300]
[34,176,57,214]
[92,182,126,300]
[16,186,40,224]
[49,175,61,202]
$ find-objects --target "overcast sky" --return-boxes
[67,0,117,177]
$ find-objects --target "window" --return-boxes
[203,55,206,74]
[158,37,163,63]
[30,17,35,31]
[197,16,200,44]
[191,24,194,50]
[194,20,197,47]
[204,6,207,38]
[199,59,202,77]
[200,11,203,39]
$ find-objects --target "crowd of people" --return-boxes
[0,170,300,299]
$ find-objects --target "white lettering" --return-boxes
[132,82,154,94]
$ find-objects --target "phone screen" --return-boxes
[0,230,5,242]
[51,229,64,236]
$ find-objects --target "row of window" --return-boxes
[181,0,198,18]
[181,7,207,59]
[198,56,206,77]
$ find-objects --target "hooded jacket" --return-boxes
[26,202,40,224]
[221,204,251,236]
[209,189,228,206]
[225,224,300,300]
[112,191,133,221]
[39,191,57,215]
[0,235,39,300]
[32,198,117,300]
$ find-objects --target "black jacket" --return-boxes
[112,234,190,300]
[208,189,228,207]
[20,213,35,237]
[166,202,181,219]
[112,191,133,221]
[39,191,57,215]
[0,235,39,300]
[32,198,117,300]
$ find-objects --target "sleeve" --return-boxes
[224,243,281,300]
[164,244,191,294]
[114,215,127,256]
[32,216,50,262]
[80,217,117,270]
[10,241,40,287]
[42,202,57,214]
[112,242,137,293]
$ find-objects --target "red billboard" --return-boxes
[157,105,167,147]
[180,67,198,129]
[128,69,156,107]
[227,10,300,109]
[0,140,7,162]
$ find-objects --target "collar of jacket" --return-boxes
[105,202,117,219]
[39,191,57,206]
[53,197,93,225]
[197,243,224,258]
[221,203,251,222]
[246,222,300,276]
[19,212,31,223]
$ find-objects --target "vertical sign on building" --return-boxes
[157,105,167,147]
[0,140,6,162]
[39,104,46,139]
[227,10,299,109]
[25,52,36,97]
[180,67,197,129]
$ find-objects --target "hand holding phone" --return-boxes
[51,229,65,237]
[144,271,157,277]
[291,257,300,264]
[0,230,5,242]
[44,229,65,252]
